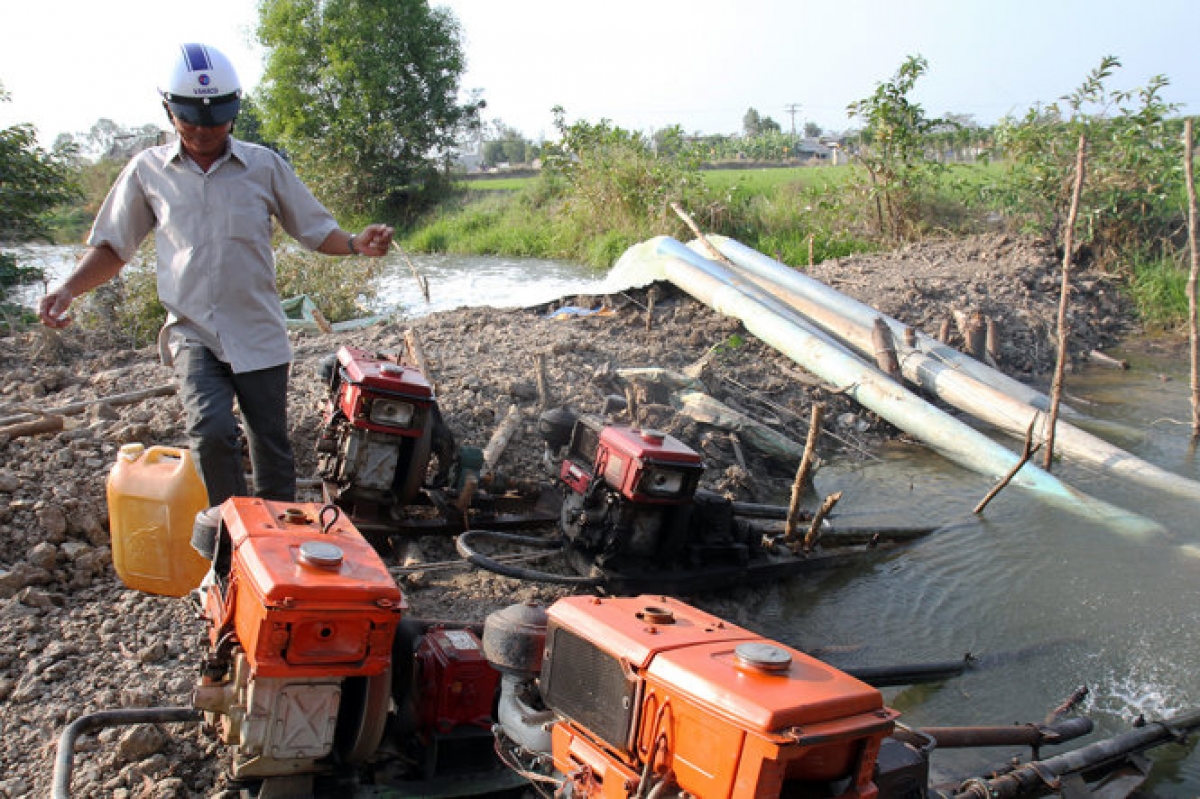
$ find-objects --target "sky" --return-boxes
[2,0,1198,147]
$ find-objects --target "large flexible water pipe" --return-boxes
[633,237,1161,537]
[694,236,1200,500]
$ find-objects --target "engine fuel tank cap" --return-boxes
[298,540,344,569]
[734,642,793,673]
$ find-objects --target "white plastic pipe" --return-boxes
[636,237,1161,537]
[694,236,1200,501]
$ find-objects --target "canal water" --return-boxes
[10,245,1200,795]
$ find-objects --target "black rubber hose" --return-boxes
[53,706,203,799]
[455,530,603,587]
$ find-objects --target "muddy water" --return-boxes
[769,345,1200,795]
[13,246,1200,793]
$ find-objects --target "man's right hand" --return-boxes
[39,289,74,328]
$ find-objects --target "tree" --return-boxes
[742,108,781,138]
[995,57,1183,266]
[256,0,481,216]
[0,83,81,293]
[482,120,531,167]
[846,54,945,240]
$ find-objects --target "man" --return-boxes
[39,42,393,506]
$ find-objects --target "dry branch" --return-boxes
[0,415,65,439]
[0,384,177,429]
[670,202,734,266]
[799,491,843,553]
[975,417,1042,515]
[534,353,551,410]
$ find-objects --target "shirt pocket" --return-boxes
[226,201,273,245]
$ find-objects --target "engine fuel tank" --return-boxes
[207,498,405,679]
[542,595,896,799]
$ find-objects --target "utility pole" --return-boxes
[785,103,801,136]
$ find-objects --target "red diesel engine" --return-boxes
[317,346,442,519]
[544,411,745,576]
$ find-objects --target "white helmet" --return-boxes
[159,43,242,126]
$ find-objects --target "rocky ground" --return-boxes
[0,233,1143,798]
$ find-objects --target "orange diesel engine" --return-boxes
[193,498,405,778]
[488,595,898,799]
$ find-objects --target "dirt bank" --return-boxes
[0,233,1143,797]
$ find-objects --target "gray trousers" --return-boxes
[173,343,295,506]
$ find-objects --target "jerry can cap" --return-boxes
[118,443,146,461]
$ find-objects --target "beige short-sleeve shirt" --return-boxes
[88,138,339,373]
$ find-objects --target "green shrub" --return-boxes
[1126,251,1190,329]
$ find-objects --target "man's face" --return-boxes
[172,116,233,160]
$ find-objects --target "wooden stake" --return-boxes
[870,317,901,379]
[534,353,551,410]
[975,416,1041,515]
[729,432,748,472]
[808,233,815,267]
[937,319,952,344]
[645,286,658,332]
[482,404,522,473]
[309,303,333,334]
[623,384,640,426]
[403,329,436,393]
[1184,119,1200,437]
[784,402,825,541]
[1044,133,1087,470]
[985,318,999,367]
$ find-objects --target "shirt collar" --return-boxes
[165,136,243,170]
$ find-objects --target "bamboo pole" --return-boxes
[391,241,431,303]
[1184,119,1200,437]
[1044,133,1087,470]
